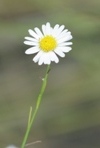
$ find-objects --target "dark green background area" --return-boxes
[0,0,100,147]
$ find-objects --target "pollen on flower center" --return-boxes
[39,35,57,52]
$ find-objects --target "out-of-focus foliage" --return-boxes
[0,0,100,147]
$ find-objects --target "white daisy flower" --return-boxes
[24,22,73,65]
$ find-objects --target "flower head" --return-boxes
[24,22,73,65]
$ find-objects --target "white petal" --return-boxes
[52,24,59,36]
[42,24,46,35]
[58,35,73,43]
[61,29,68,34]
[33,51,43,63]
[38,55,44,65]
[54,48,65,57]
[53,25,67,38]
[53,24,59,31]
[56,31,68,40]
[57,30,71,40]
[38,53,51,65]
[34,27,43,38]
[25,37,37,42]
[28,29,39,39]
[49,51,59,63]
[55,25,65,36]
[44,53,51,65]
[57,47,72,53]
[58,25,65,34]
[6,145,18,148]
[56,33,67,40]
[59,42,73,46]
[24,41,38,46]
[25,47,39,54]
[45,22,51,35]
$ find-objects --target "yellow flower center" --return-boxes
[39,35,57,52]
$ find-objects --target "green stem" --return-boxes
[21,65,50,148]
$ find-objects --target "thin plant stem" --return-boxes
[25,140,41,147]
[21,65,50,148]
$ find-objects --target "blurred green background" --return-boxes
[0,0,100,147]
